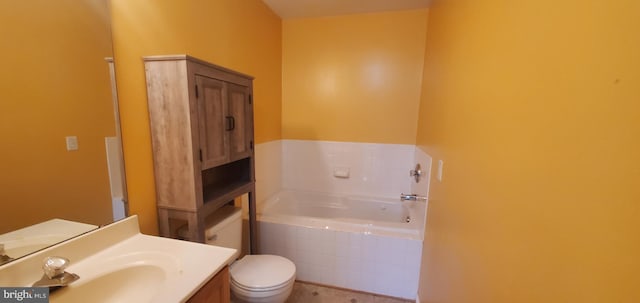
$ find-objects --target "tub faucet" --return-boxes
[33,256,79,289]
[400,193,427,202]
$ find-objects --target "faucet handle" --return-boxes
[33,256,79,288]
[400,193,417,201]
[400,193,427,202]
[43,256,70,279]
[409,164,422,183]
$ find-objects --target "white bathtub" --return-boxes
[259,190,423,240]
[257,190,424,299]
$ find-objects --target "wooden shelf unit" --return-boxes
[144,55,257,252]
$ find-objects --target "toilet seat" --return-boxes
[231,276,295,292]
[230,255,296,290]
[230,281,295,302]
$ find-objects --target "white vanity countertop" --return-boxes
[0,216,237,303]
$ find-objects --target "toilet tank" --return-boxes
[203,206,243,251]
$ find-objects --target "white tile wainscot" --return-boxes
[412,147,432,239]
[255,140,283,205]
[282,140,415,198]
[259,221,422,300]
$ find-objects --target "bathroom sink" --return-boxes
[0,216,237,303]
[50,250,181,303]
[51,264,166,302]
[50,233,236,303]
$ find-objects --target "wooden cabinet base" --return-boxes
[187,266,230,303]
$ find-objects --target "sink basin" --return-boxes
[51,265,166,302]
[51,251,181,303]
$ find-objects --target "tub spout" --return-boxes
[400,193,427,202]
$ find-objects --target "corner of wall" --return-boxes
[254,140,284,210]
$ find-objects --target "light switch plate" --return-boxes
[65,136,78,151]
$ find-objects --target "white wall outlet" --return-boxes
[65,136,78,151]
[437,160,444,182]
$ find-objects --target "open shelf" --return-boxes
[202,157,250,199]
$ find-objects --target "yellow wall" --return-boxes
[416,0,640,302]
[282,10,428,144]
[110,0,282,234]
[0,0,115,233]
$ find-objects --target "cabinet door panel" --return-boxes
[186,266,230,303]
[197,75,228,169]
[227,83,253,161]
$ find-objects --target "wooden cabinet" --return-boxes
[196,76,253,169]
[187,266,230,303]
[144,55,256,251]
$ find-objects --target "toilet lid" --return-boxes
[230,255,296,290]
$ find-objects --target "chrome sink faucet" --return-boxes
[400,193,427,201]
[33,256,79,289]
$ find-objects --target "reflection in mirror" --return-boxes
[0,219,97,265]
[0,0,125,262]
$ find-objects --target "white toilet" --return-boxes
[201,206,296,303]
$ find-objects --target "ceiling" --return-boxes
[261,0,431,19]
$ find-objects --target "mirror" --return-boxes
[0,0,125,263]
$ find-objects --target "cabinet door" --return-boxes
[196,75,229,169]
[186,266,230,303]
[226,83,253,161]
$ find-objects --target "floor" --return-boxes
[285,281,413,303]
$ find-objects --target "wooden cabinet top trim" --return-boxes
[143,54,254,80]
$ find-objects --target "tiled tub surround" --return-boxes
[258,190,424,300]
[256,140,426,206]
[411,148,432,199]
[282,140,416,198]
[255,140,283,204]
[253,140,431,299]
